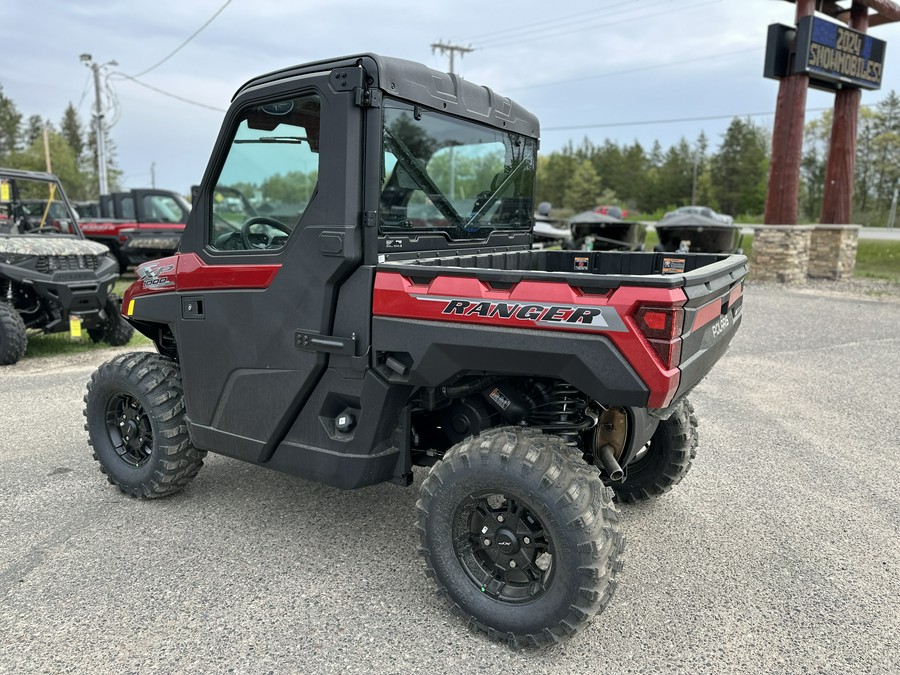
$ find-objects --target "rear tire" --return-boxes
[83,352,205,498]
[417,427,624,647]
[88,294,134,346]
[612,398,698,503]
[0,303,27,365]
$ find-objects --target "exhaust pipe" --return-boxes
[596,443,624,482]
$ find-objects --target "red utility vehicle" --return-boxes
[78,189,190,269]
[83,54,747,647]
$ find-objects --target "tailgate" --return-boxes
[666,257,747,409]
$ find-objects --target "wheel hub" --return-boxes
[122,419,139,444]
[105,393,151,467]
[494,528,521,554]
[454,492,554,604]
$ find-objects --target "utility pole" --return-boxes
[888,181,898,229]
[151,162,156,189]
[80,53,116,196]
[42,125,52,174]
[430,41,473,74]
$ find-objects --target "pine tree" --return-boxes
[24,115,45,148]
[0,85,22,159]
[710,118,769,217]
[60,103,86,164]
[563,159,603,213]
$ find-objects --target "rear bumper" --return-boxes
[121,232,182,265]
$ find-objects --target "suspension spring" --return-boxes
[527,382,594,446]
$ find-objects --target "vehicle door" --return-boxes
[172,75,364,463]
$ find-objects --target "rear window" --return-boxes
[379,100,536,240]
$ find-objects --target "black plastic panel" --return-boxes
[372,317,649,407]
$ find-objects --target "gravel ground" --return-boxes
[1,280,899,674]
[758,276,900,302]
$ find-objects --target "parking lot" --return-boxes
[1,282,899,674]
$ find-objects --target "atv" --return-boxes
[0,169,133,364]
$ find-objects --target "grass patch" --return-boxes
[21,274,149,361]
[23,330,150,360]
[854,240,900,282]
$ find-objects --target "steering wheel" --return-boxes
[240,216,291,249]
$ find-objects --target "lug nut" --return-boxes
[523,537,531,545]
[483,538,491,547]
[509,560,517,568]
[497,515,505,523]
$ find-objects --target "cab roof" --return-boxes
[233,53,539,139]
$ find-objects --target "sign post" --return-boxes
[764,0,900,226]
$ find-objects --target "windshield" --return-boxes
[0,176,80,236]
[379,101,536,239]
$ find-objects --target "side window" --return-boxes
[142,195,185,223]
[209,93,321,252]
[120,197,135,220]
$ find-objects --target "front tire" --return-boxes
[88,294,134,347]
[417,427,624,648]
[0,303,27,365]
[612,398,698,503]
[83,352,205,498]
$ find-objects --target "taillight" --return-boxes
[634,306,684,369]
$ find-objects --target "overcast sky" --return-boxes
[3,0,900,193]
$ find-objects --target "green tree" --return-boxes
[535,147,578,208]
[8,129,87,198]
[261,170,318,203]
[868,91,900,222]
[24,114,45,148]
[653,138,694,211]
[0,85,22,159]
[60,103,86,166]
[563,159,603,212]
[710,117,769,217]
[800,111,830,221]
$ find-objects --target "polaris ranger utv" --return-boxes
[0,169,133,365]
[83,54,747,647]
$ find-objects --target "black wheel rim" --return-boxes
[104,393,152,468]
[453,492,554,603]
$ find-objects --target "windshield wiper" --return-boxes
[234,136,306,144]
[383,128,465,230]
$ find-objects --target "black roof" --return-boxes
[233,53,539,139]
[0,168,63,183]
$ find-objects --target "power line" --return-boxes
[542,108,833,132]
[109,72,227,113]
[131,0,233,78]
[477,0,718,50]
[455,0,629,43]
[505,47,762,93]
[470,0,673,47]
